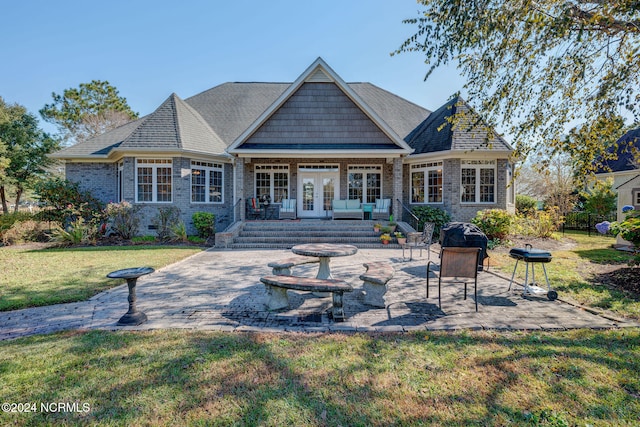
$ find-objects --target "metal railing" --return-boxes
[396,198,420,231]
[233,197,243,223]
[562,211,617,236]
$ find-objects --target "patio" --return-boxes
[1,246,636,340]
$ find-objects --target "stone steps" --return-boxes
[228,220,404,249]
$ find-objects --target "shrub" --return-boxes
[49,217,97,246]
[411,206,451,237]
[1,220,49,245]
[512,209,559,238]
[610,210,640,247]
[34,177,104,225]
[0,211,34,234]
[472,209,513,240]
[516,194,538,216]
[192,212,215,238]
[597,208,639,266]
[152,207,181,241]
[580,178,617,216]
[105,201,140,239]
[170,221,188,243]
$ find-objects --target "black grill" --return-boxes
[439,222,488,270]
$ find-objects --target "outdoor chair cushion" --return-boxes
[346,199,361,209]
[332,200,347,210]
[281,199,295,212]
[373,198,390,213]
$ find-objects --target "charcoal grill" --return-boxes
[439,222,488,271]
[507,244,558,300]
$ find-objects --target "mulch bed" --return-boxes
[593,268,640,295]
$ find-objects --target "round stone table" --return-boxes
[107,267,155,326]
[291,243,358,281]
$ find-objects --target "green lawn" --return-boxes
[0,329,638,426]
[1,232,639,425]
[490,231,640,320]
[0,245,203,311]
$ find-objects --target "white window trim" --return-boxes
[410,161,443,204]
[135,158,173,203]
[191,161,224,204]
[254,164,290,202]
[117,160,124,202]
[460,160,496,204]
[347,165,383,204]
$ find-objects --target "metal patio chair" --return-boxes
[427,246,482,312]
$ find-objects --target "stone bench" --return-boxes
[267,255,320,276]
[360,262,394,308]
[260,275,353,321]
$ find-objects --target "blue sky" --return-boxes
[1,0,465,134]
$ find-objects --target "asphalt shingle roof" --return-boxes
[595,128,640,174]
[404,96,512,154]
[54,81,430,159]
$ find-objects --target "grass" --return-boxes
[0,329,638,426]
[490,230,640,320]
[0,245,203,311]
[1,230,639,425]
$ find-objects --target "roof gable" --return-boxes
[228,57,413,154]
[119,93,226,155]
[405,96,513,155]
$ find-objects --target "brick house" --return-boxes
[52,58,515,235]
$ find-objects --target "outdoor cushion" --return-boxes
[281,199,295,212]
[332,200,347,210]
[374,198,390,212]
[346,199,361,209]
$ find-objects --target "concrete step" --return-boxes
[230,219,405,249]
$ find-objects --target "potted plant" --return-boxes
[373,223,382,232]
[394,231,406,245]
[380,233,392,244]
[388,222,397,233]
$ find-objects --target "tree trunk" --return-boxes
[13,187,23,213]
[0,186,8,214]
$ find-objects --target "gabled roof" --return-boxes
[616,173,640,190]
[53,93,226,158]
[404,95,512,155]
[119,93,226,155]
[227,57,414,155]
[57,58,524,161]
[595,128,640,174]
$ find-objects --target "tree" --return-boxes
[0,98,18,187]
[0,98,60,213]
[581,178,617,216]
[517,153,578,216]
[396,1,640,173]
[40,80,138,144]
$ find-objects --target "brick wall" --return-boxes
[65,162,118,203]
[67,157,234,236]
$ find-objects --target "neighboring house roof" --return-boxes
[616,173,640,190]
[404,95,513,155]
[595,128,640,174]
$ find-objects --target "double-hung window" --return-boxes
[348,165,382,203]
[136,159,172,203]
[461,160,495,203]
[191,161,224,203]
[255,165,289,203]
[410,162,443,203]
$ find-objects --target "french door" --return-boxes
[298,171,338,218]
